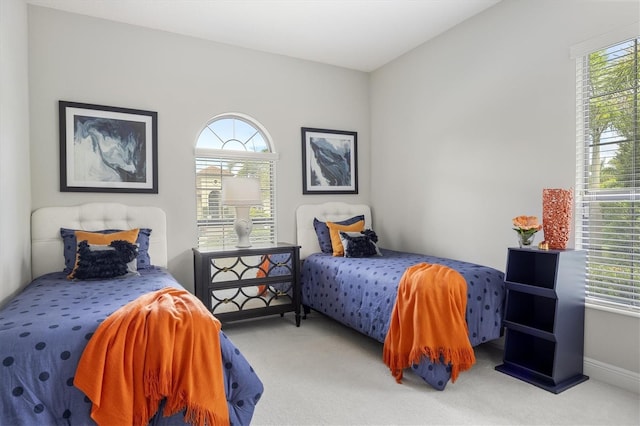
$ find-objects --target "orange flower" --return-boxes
[512,215,542,231]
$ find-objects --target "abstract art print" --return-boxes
[301,127,358,194]
[59,101,158,193]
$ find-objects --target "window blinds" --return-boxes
[575,37,639,311]
[195,152,277,249]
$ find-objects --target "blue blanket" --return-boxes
[301,248,505,390]
[0,267,263,425]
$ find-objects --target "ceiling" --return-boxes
[26,0,501,72]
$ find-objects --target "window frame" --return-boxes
[574,33,639,313]
[195,113,278,249]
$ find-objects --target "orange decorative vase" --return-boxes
[542,188,573,249]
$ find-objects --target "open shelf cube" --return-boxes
[496,248,588,394]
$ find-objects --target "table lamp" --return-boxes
[221,177,262,247]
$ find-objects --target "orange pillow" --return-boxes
[69,229,140,278]
[326,220,365,256]
[74,229,140,245]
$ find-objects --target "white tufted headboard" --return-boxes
[31,203,168,279]
[295,202,372,259]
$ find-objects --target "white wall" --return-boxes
[0,0,31,306]
[370,0,639,389]
[27,5,370,291]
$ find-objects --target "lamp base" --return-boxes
[234,207,253,248]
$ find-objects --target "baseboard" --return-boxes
[584,357,640,394]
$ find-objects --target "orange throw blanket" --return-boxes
[256,255,270,296]
[75,287,229,426]
[382,263,475,384]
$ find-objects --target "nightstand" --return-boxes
[193,243,301,326]
[495,247,588,393]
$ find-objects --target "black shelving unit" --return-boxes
[495,247,589,393]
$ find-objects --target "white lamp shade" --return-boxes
[222,177,262,206]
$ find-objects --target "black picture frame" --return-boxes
[59,101,158,193]
[301,127,358,194]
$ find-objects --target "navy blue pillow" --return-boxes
[313,215,364,254]
[339,229,381,258]
[72,240,139,280]
[60,228,152,273]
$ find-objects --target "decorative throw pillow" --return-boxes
[66,229,140,279]
[326,220,365,257]
[72,240,139,280]
[61,228,152,273]
[313,215,364,254]
[340,229,382,258]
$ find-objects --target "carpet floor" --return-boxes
[222,312,640,426]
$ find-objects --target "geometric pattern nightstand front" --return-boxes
[193,243,301,326]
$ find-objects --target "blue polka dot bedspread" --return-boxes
[0,267,263,426]
[301,248,506,390]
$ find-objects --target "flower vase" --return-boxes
[516,232,536,248]
[542,188,573,249]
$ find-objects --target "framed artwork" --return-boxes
[59,101,158,193]
[301,127,358,194]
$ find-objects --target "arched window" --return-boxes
[195,113,278,248]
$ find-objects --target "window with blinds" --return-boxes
[575,36,639,311]
[195,114,278,248]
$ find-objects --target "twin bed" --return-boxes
[0,203,263,425]
[296,202,506,390]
